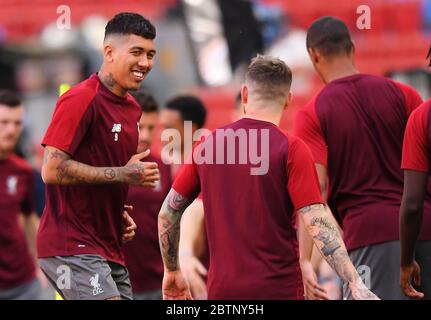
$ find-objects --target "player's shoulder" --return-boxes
[330,73,415,95]
[57,74,99,107]
[285,132,307,148]
[125,93,145,121]
[299,94,318,112]
[322,73,381,92]
[284,133,314,159]
[410,98,431,119]
[295,95,320,127]
[124,92,140,110]
[7,153,33,173]
[126,93,140,107]
[387,78,418,93]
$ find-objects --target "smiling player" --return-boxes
[37,12,160,300]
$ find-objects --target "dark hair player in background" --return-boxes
[159,95,207,178]
[123,91,172,300]
[37,12,160,300]
[178,91,242,300]
[159,94,208,299]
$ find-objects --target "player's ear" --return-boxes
[287,91,293,105]
[284,91,293,110]
[350,40,356,57]
[308,48,319,64]
[103,43,114,63]
[241,84,248,105]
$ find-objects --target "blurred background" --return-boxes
[1,0,431,170]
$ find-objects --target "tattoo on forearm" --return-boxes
[297,204,324,215]
[159,190,193,272]
[350,283,378,299]
[299,204,359,286]
[44,147,121,185]
[104,168,116,180]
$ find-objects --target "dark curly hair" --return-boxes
[104,12,156,40]
[165,95,207,129]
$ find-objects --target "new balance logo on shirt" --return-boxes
[112,123,122,141]
[112,124,122,133]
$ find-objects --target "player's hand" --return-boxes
[122,150,159,187]
[162,270,193,300]
[180,255,208,300]
[121,205,137,243]
[350,281,380,300]
[300,260,329,300]
[400,261,424,299]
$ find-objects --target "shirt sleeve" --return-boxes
[21,168,36,216]
[401,102,431,173]
[286,135,323,210]
[394,81,423,116]
[293,100,328,167]
[172,146,201,200]
[42,88,96,156]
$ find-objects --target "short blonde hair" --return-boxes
[245,55,292,101]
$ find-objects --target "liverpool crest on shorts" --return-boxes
[90,273,104,296]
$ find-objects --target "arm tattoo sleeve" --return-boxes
[158,189,193,272]
[298,204,374,298]
[43,147,122,185]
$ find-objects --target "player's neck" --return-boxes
[322,62,359,84]
[98,68,128,97]
[244,108,282,126]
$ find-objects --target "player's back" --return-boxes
[313,74,421,249]
[195,118,302,299]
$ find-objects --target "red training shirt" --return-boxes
[37,73,142,266]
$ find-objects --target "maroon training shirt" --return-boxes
[123,155,172,294]
[173,118,322,300]
[37,73,142,266]
[401,99,431,231]
[402,99,431,172]
[294,74,429,250]
[0,154,36,290]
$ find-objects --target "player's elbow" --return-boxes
[41,164,57,184]
[400,195,424,223]
[401,198,423,218]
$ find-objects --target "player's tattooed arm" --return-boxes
[42,146,159,186]
[159,189,194,272]
[298,204,379,300]
[42,146,122,185]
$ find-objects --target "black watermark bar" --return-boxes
[1,300,425,319]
